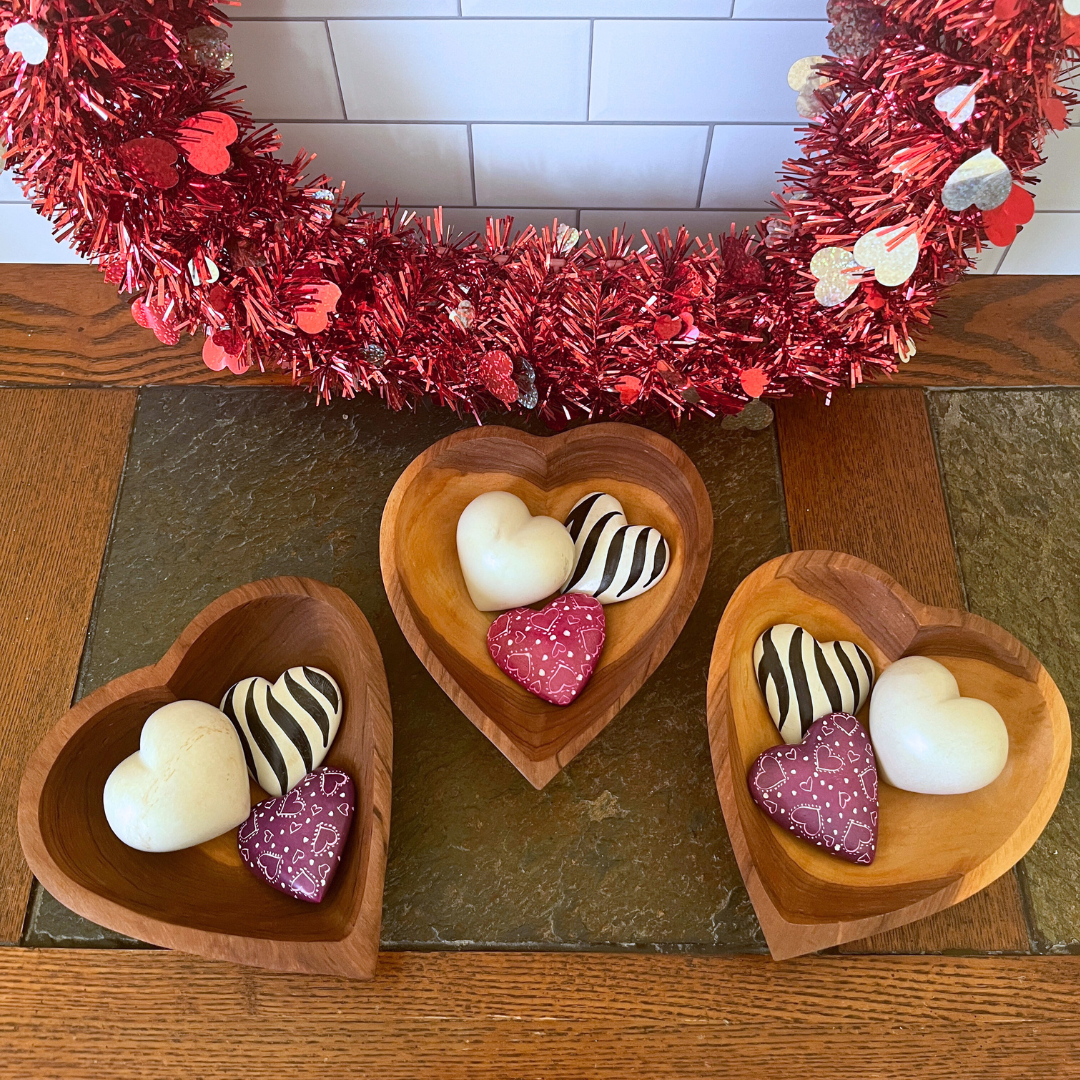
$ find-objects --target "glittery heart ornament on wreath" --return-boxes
[0,0,1071,422]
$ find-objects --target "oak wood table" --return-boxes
[1,266,1079,1078]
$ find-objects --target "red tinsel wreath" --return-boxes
[0,0,1074,425]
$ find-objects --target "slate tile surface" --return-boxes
[22,882,146,949]
[27,388,787,951]
[929,389,1080,952]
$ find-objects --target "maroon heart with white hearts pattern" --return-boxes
[237,766,355,903]
[487,594,605,706]
[748,712,879,865]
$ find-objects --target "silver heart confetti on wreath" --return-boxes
[941,148,1013,211]
[788,56,828,118]
[4,22,48,65]
[934,83,978,130]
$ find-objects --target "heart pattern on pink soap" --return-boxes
[748,712,879,865]
[238,766,355,903]
[487,594,605,706]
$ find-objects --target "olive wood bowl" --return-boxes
[380,423,713,789]
[707,550,1071,961]
[18,577,392,979]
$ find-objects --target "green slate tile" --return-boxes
[929,389,1080,951]
[27,389,787,952]
[22,882,149,949]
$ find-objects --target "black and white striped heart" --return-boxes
[753,624,874,745]
[562,492,670,604]
[221,666,342,797]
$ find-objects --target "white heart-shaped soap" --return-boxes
[868,655,1009,795]
[5,22,48,65]
[1065,0,1080,16]
[103,699,251,852]
[457,490,575,611]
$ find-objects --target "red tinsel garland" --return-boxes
[0,0,1073,425]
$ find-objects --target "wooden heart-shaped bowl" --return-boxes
[18,577,392,978]
[381,423,713,789]
[708,550,1071,960]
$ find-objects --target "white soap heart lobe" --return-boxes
[456,490,575,612]
[103,700,251,852]
[869,655,1009,795]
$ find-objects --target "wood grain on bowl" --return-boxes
[707,550,1070,961]
[380,424,713,789]
[18,577,392,979]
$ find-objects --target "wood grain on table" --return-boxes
[774,389,1032,954]
[896,275,1080,387]
[0,267,1076,389]
[0,265,287,386]
[0,389,135,943]
[2,950,1079,1078]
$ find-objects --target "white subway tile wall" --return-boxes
[0,1,1073,270]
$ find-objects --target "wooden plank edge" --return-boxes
[1,950,1079,1078]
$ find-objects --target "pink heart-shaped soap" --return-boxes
[237,767,355,903]
[748,712,879,865]
[487,594,605,706]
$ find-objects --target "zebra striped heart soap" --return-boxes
[754,624,874,745]
[221,666,343,797]
[562,492,669,604]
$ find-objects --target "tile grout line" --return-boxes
[323,21,349,122]
[259,118,796,126]
[696,125,715,210]
[466,125,478,207]
[585,19,595,122]
[233,15,830,21]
